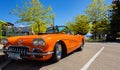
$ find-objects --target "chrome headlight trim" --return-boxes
[1,38,8,45]
[32,38,45,46]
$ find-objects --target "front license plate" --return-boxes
[8,53,20,59]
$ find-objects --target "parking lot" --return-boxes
[0,42,120,70]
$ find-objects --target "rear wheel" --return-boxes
[78,39,84,51]
[51,43,62,62]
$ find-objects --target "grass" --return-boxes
[0,36,7,40]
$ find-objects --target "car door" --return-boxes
[68,34,80,50]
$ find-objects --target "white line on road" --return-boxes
[81,47,104,70]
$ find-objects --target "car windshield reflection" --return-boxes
[46,26,72,34]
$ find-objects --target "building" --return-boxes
[0,20,14,37]
[8,27,31,36]
[0,20,32,37]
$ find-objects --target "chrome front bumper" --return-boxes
[2,49,53,56]
[2,48,53,60]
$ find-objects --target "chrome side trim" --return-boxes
[27,51,54,56]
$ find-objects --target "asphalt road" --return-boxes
[0,42,120,70]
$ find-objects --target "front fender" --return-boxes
[44,38,59,52]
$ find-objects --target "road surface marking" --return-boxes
[81,47,104,70]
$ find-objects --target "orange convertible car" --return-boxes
[1,26,84,62]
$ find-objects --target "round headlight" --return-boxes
[1,38,8,45]
[33,38,45,46]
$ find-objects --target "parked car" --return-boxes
[106,34,116,41]
[1,26,84,62]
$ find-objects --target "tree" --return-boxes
[10,0,55,34]
[0,20,8,37]
[109,0,120,37]
[85,0,111,39]
[91,19,110,39]
[66,14,90,35]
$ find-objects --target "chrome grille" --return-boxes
[8,46,29,57]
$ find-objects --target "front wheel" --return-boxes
[51,43,62,62]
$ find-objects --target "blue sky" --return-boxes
[0,0,112,27]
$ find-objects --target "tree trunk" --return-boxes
[94,32,97,39]
[99,34,101,40]
[38,23,40,33]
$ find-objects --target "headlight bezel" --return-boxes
[32,38,45,46]
[1,38,8,45]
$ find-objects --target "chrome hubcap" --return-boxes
[56,44,62,59]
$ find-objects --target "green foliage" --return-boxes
[91,19,110,34]
[0,20,8,37]
[85,0,110,22]
[66,14,90,35]
[31,21,47,34]
[10,0,55,33]
[0,22,2,37]
[85,0,111,39]
[109,0,120,34]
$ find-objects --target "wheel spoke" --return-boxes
[56,44,62,59]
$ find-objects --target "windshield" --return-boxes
[46,26,72,34]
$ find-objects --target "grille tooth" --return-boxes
[24,49,25,55]
[18,49,19,52]
[9,48,10,51]
[11,48,12,51]
[13,48,14,51]
[21,49,23,53]
[15,48,16,52]
[16,48,17,52]
[12,48,13,51]
[16,48,19,52]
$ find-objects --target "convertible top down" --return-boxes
[1,26,84,62]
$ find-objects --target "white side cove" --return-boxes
[81,47,104,70]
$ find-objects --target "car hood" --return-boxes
[7,34,65,45]
[8,34,63,40]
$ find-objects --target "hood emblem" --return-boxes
[18,40,23,45]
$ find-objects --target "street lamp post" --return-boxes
[53,18,54,26]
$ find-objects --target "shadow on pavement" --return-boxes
[0,49,56,70]
[1,50,80,70]
[2,57,59,70]
[0,55,8,64]
[0,47,82,70]
[0,50,55,70]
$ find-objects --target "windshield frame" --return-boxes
[46,26,72,34]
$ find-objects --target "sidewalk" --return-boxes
[0,44,3,49]
[0,44,3,55]
[0,44,3,52]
